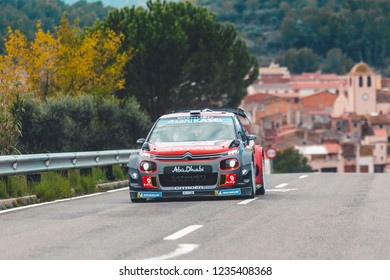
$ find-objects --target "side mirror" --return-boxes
[229,139,241,148]
[248,134,257,141]
[136,138,146,144]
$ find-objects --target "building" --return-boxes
[244,62,390,173]
[333,62,390,117]
[295,143,343,172]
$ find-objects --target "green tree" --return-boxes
[18,95,151,153]
[321,48,354,74]
[277,47,319,74]
[273,148,313,173]
[101,0,258,120]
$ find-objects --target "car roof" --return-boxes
[159,108,251,123]
[160,110,236,119]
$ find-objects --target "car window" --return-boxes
[148,116,236,142]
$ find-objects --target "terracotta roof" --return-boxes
[259,62,290,76]
[260,76,290,84]
[300,91,337,108]
[374,129,387,138]
[270,92,300,99]
[324,143,341,154]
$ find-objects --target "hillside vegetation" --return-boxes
[0,0,112,49]
[193,0,390,75]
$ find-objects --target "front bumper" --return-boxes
[130,186,253,200]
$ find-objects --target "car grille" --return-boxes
[155,152,224,161]
[159,173,218,187]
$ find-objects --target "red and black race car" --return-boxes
[128,108,265,202]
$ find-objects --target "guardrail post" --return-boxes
[0,176,10,198]
[103,166,114,181]
[26,174,41,188]
[80,168,92,177]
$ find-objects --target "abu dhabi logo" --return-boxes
[172,166,205,173]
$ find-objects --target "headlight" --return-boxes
[220,158,239,170]
[139,161,157,173]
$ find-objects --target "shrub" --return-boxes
[0,179,8,199]
[8,175,29,197]
[112,165,127,180]
[68,169,82,195]
[34,172,72,202]
[18,95,151,153]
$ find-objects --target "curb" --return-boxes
[0,195,37,209]
[0,180,128,210]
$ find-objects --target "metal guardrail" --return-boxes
[0,150,138,176]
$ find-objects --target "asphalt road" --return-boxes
[1,173,390,260]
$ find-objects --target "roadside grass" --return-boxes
[33,172,73,202]
[0,179,8,199]
[0,166,128,206]
[113,165,127,180]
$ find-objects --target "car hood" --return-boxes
[147,140,234,155]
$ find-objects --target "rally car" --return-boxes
[128,108,266,202]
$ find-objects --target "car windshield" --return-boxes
[148,116,236,142]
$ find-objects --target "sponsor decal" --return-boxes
[142,176,156,188]
[174,186,205,190]
[165,165,211,174]
[137,192,162,198]
[223,174,236,186]
[158,117,233,124]
[215,189,241,196]
[172,166,204,173]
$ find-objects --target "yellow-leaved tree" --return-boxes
[54,16,132,96]
[0,14,132,154]
[0,28,29,155]
[1,15,132,100]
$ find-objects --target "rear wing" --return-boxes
[172,108,252,125]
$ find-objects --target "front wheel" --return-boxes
[249,163,256,198]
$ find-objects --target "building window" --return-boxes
[359,76,363,87]
[367,76,372,87]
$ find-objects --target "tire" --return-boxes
[249,163,256,198]
[256,156,266,195]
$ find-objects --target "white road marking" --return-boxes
[299,175,308,179]
[237,197,259,205]
[267,189,297,192]
[107,187,128,193]
[0,188,128,215]
[164,225,203,240]
[274,183,289,188]
[144,244,199,260]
